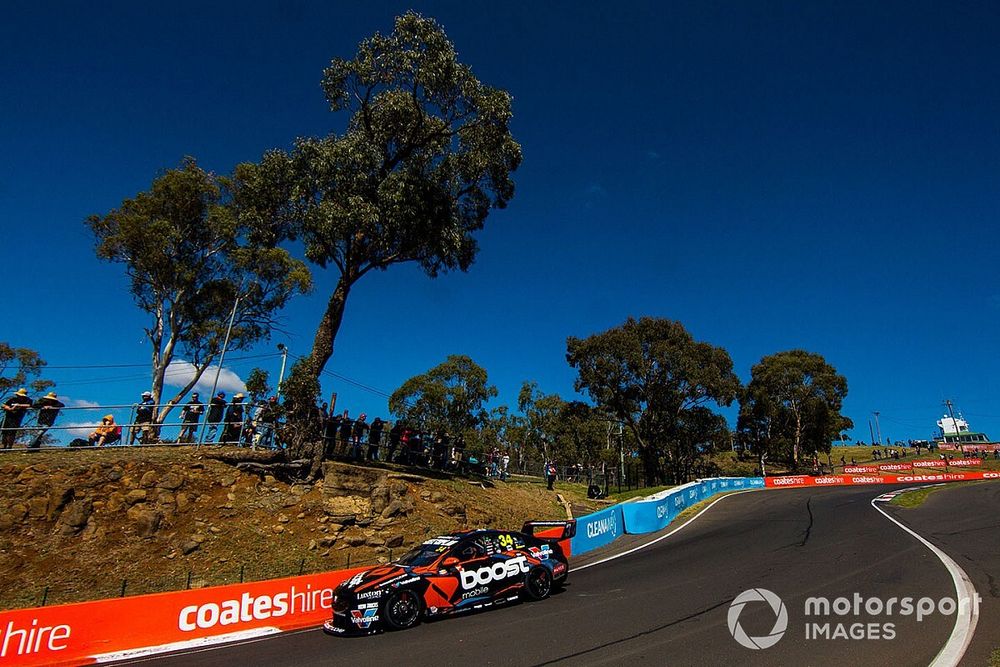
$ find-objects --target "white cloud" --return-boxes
[61,422,99,438]
[165,360,245,394]
[65,397,100,408]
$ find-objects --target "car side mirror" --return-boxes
[442,557,460,568]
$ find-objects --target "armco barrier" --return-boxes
[0,566,369,666]
[570,504,625,555]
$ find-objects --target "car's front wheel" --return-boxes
[382,589,423,631]
[522,566,553,601]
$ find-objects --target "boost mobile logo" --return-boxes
[461,556,530,589]
[728,588,788,650]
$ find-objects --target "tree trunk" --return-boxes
[792,412,802,465]
[307,274,353,379]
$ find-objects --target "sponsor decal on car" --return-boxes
[423,537,459,546]
[461,586,489,600]
[350,605,379,629]
[357,590,382,600]
[392,577,419,587]
[460,556,530,589]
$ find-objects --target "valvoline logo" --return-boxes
[350,607,378,628]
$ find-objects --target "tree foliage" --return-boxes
[389,355,498,436]
[566,317,740,485]
[737,349,851,469]
[235,12,521,394]
[0,343,54,402]
[87,158,311,425]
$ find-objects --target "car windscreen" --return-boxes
[395,544,448,567]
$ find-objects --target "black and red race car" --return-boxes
[323,520,575,635]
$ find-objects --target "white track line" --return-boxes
[575,490,755,571]
[870,497,980,667]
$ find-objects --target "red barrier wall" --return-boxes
[0,566,368,666]
[764,471,1000,488]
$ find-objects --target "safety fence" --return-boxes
[3,472,1000,666]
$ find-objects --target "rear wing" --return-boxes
[521,519,577,541]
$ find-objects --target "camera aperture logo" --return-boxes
[727,588,788,649]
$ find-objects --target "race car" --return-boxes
[323,519,575,635]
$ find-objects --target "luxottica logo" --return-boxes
[727,588,788,649]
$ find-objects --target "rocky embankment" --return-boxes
[0,448,575,610]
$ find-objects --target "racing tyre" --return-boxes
[382,589,423,631]
[522,565,553,601]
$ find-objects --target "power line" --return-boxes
[40,352,282,370]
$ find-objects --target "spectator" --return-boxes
[432,431,450,469]
[324,410,341,459]
[2,388,33,448]
[338,411,353,457]
[178,392,203,443]
[545,460,557,490]
[130,391,156,445]
[367,417,384,461]
[387,421,403,463]
[501,451,510,481]
[205,391,226,443]
[88,415,120,447]
[352,413,369,460]
[255,396,279,449]
[28,391,65,449]
[222,393,246,445]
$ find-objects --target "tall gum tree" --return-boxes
[567,317,740,486]
[235,12,521,394]
[87,159,311,426]
[740,349,850,466]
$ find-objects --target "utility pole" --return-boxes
[198,284,247,446]
[868,418,875,446]
[276,343,289,398]
[872,411,882,446]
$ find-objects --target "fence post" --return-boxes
[120,579,127,597]
[346,553,351,569]
[240,564,245,583]
[186,571,192,590]
[40,586,49,607]
[299,558,306,576]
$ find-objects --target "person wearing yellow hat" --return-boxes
[2,389,33,448]
[28,391,65,448]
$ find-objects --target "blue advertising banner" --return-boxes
[570,504,625,555]
[620,477,762,535]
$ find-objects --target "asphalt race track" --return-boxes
[883,481,1000,667]
[130,484,997,667]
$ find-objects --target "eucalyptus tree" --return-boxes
[235,12,521,397]
[87,159,310,425]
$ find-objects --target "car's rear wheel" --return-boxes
[382,589,423,630]
[523,566,553,601]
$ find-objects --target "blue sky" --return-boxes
[3,1,1000,443]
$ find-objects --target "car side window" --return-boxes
[453,540,486,562]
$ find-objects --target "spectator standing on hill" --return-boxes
[501,451,510,481]
[352,413,369,460]
[222,393,246,445]
[178,392,203,443]
[205,392,226,443]
[338,411,353,457]
[367,417,384,461]
[324,410,341,458]
[28,391,64,448]
[545,460,557,490]
[387,421,403,463]
[2,388,33,448]
[130,391,156,445]
[255,396,279,449]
